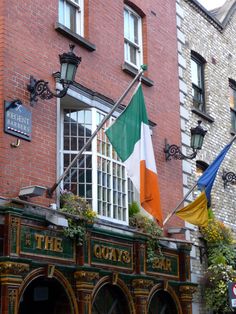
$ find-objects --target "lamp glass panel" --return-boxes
[191,133,203,150]
[66,63,76,82]
[60,62,68,81]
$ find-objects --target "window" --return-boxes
[124,5,143,68]
[229,80,236,133]
[62,107,133,224]
[191,53,205,112]
[59,0,84,35]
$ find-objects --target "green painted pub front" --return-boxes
[0,203,196,314]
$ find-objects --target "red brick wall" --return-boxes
[0,0,183,228]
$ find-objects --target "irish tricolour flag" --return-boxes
[105,84,163,225]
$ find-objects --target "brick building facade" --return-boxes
[0,0,200,313]
[178,0,236,312]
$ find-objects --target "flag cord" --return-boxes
[47,67,145,197]
[163,183,198,226]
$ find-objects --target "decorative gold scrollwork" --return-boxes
[74,271,99,282]
[179,285,197,303]
[0,262,29,275]
[132,279,154,289]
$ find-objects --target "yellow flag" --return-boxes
[176,192,208,227]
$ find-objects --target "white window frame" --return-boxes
[124,5,143,69]
[59,0,84,36]
[59,100,131,225]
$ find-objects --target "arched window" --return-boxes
[92,284,130,314]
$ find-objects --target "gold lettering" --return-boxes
[94,244,101,258]
[110,248,117,261]
[45,236,54,251]
[117,248,123,262]
[54,238,63,252]
[122,251,131,263]
[152,257,172,272]
[93,245,131,264]
[34,234,64,252]
[165,259,172,271]
[101,246,109,259]
[35,234,44,249]
[108,248,116,261]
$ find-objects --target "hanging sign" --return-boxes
[4,100,32,141]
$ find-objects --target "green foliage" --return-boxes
[129,213,163,263]
[208,244,236,267]
[128,201,140,217]
[203,264,235,313]
[201,218,233,245]
[60,191,96,246]
[200,215,235,313]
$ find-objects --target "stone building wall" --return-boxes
[177,0,236,313]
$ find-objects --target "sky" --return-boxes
[197,0,226,10]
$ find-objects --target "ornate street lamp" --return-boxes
[164,120,207,160]
[27,44,81,106]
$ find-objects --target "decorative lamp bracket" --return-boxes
[27,44,81,106]
[164,140,197,161]
[222,169,236,188]
[27,76,69,106]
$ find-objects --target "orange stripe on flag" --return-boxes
[140,160,163,226]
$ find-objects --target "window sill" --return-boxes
[55,22,96,52]
[191,107,215,123]
[122,62,154,87]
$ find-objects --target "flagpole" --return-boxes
[47,66,147,197]
[163,183,197,226]
[163,135,236,226]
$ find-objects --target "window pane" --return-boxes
[124,9,129,37]
[124,42,129,63]
[229,85,236,110]
[59,0,64,24]
[231,109,236,132]
[64,137,69,150]
[131,13,138,44]
[191,59,199,86]
[129,44,137,65]
[65,3,76,32]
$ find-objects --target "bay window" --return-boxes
[61,106,133,224]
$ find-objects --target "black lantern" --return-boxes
[27,44,81,106]
[190,121,206,150]
[164,120,207,160]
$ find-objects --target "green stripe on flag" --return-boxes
[105,85,149,162]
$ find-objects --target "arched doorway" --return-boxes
[18,276,71,314]
[148,290,178,314]
[92,283,130,314]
